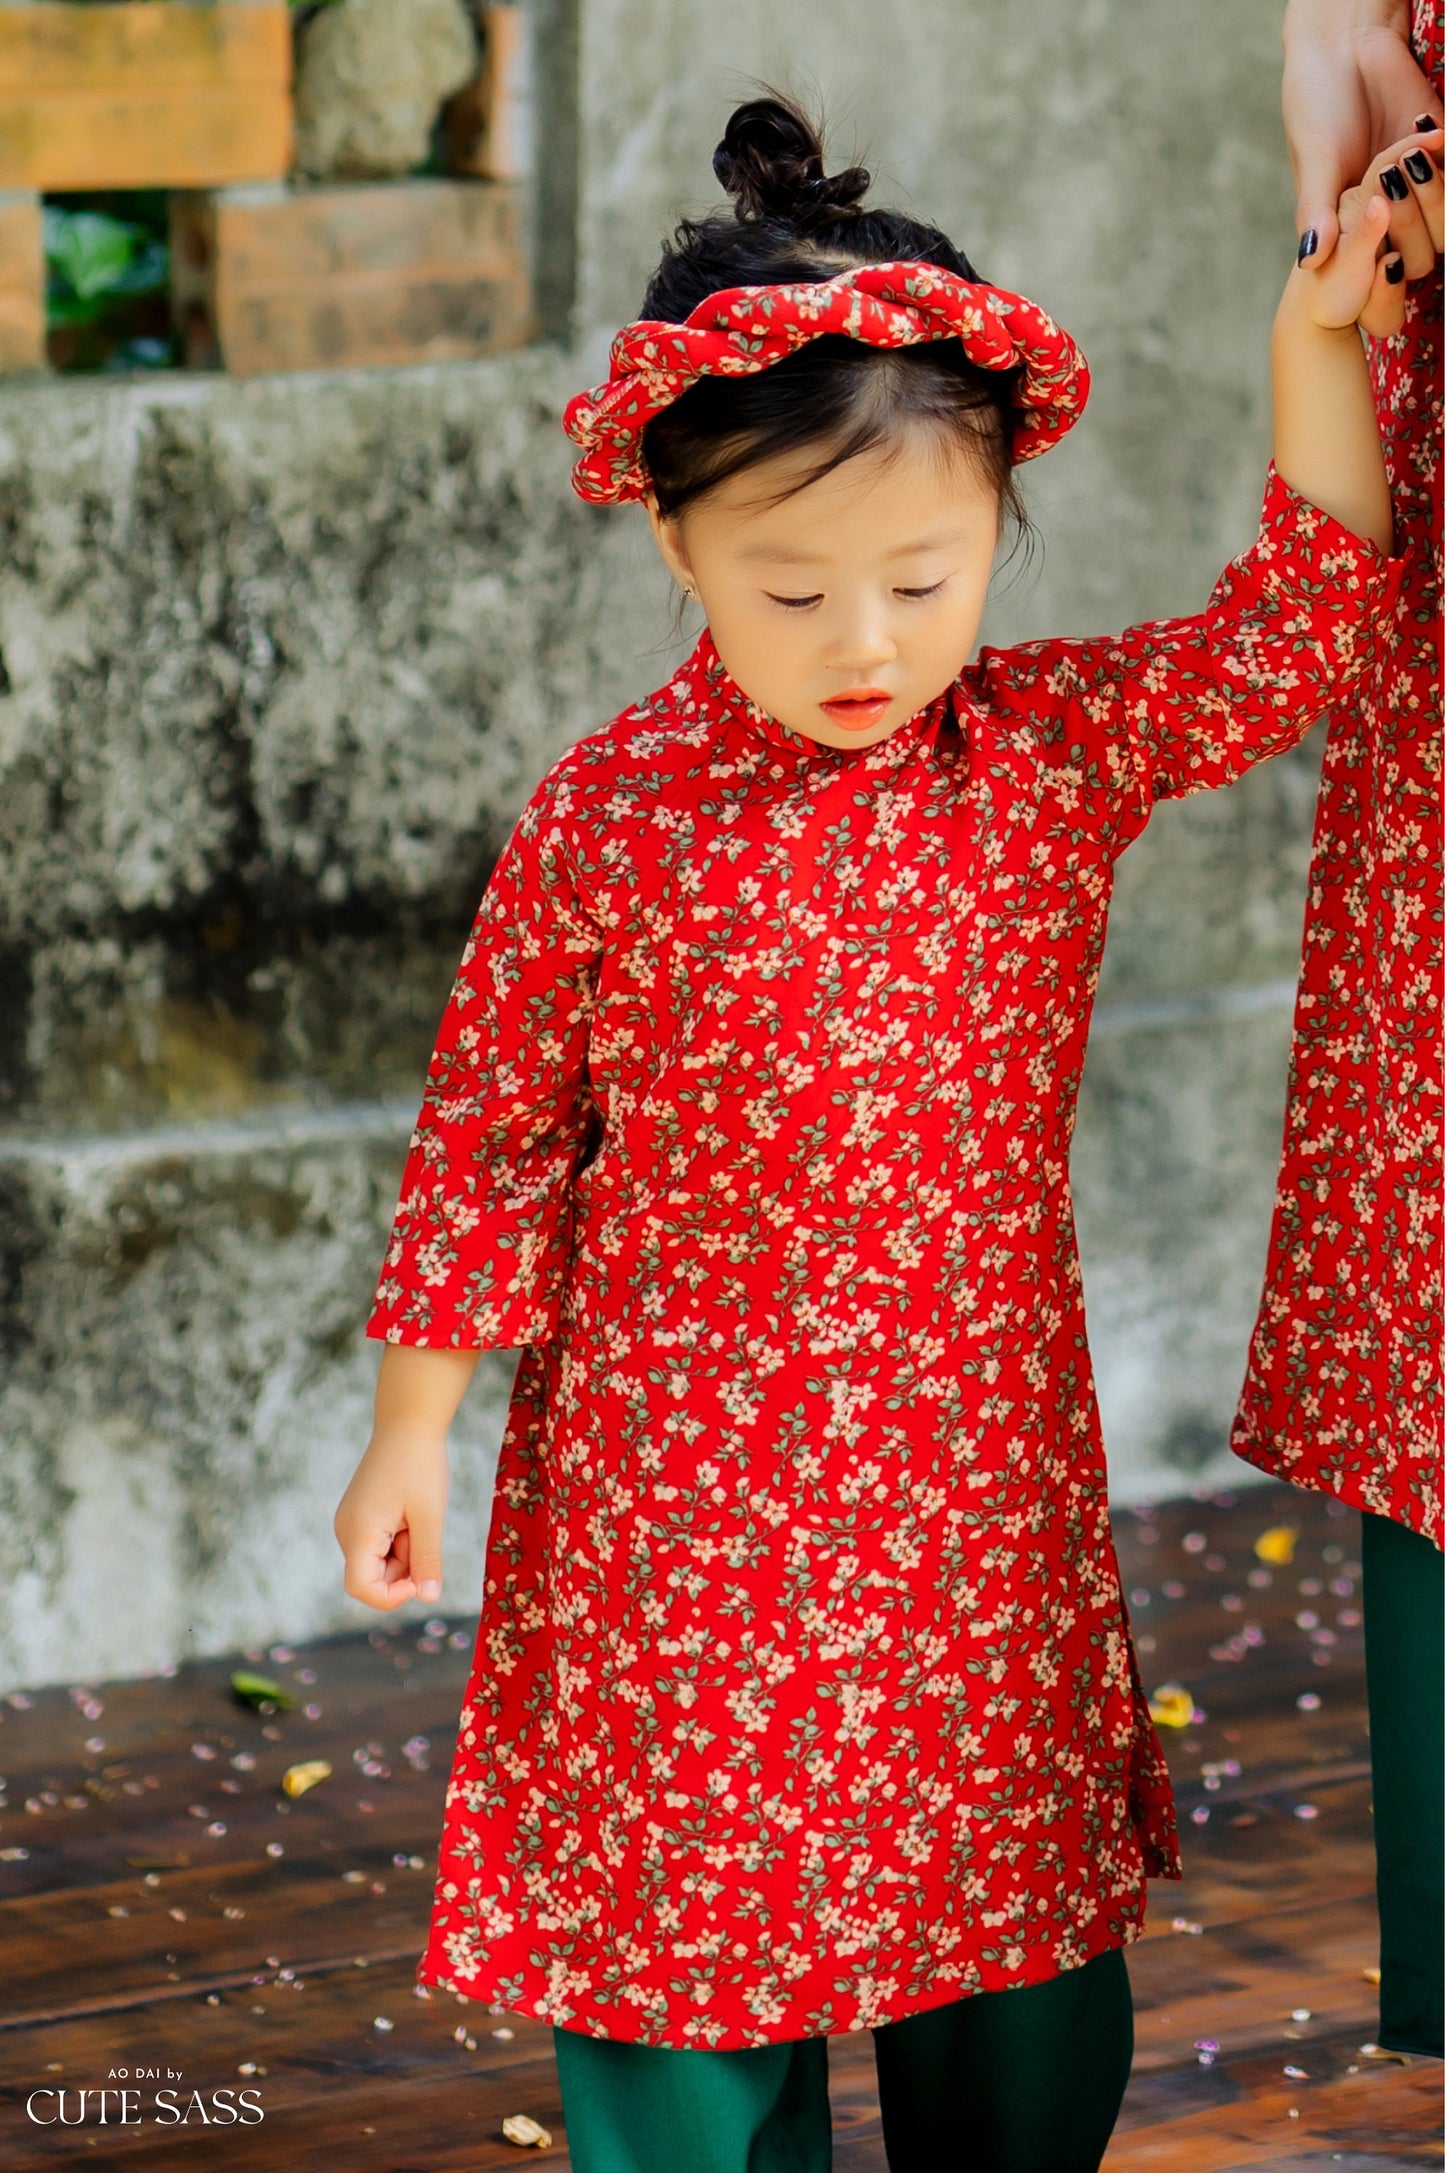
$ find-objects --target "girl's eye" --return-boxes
[766,581,947,610]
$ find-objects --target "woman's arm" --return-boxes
[1282,0,1439,280]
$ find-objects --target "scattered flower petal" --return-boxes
[502,2114,553,2148]
[282,1759,332,1799]
[1148,1684,1195,1729]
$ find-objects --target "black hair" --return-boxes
[639,91,1037,579]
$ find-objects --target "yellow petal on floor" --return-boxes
[502,2113,553,2147]
[281,1759,332,1798]
[1254,1525,1298,1566]
[1148,1683,1196,1729]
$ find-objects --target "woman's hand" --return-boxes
[1337,123,1443,332]
[1284,0,1442,266]
[334,1343,480,1610]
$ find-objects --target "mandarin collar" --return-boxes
[676,627,956,768]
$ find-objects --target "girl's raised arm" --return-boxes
[1273,120,1442,543]
[963,131,1439,858]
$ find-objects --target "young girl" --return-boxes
[335,93,1431,2173]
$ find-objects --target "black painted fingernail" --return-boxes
[1415,114,1438,133]
[1381,164,1409,200]
[1297,226,1318,262]
[1385,253,1406,284]
[1404,148,1434,183]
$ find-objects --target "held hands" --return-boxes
[1283,0,1439,266]
[1287,122,1442,333]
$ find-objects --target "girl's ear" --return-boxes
[644,493,697,594]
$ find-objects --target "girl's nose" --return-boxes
[826,616,898,672]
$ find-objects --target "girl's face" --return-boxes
[646,425,1003,750]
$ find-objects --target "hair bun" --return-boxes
[712,94,870,229]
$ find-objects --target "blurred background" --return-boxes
[0,0,1320,1688]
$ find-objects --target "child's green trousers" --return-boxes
[552,1943,1132,2173]
[1362,1507,1445,2059]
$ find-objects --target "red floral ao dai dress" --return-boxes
[1232,0,1443,1543]
[369,462,1404,2047]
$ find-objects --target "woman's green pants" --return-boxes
[1362,1507,1445,2059]
[552,1943,1133,2173]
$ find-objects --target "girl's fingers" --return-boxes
[1301,193,1393,330]
[344,1521,423,1610]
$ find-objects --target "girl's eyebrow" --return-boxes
[736,527,972,566]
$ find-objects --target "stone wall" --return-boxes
[0,0,1319,1687]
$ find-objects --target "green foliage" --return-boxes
[43,192,175,371]
[44,207,167,327]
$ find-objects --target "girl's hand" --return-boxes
[334,1343,478,1610]
[334,1428,450,1611]
[1288,187,1402,334]
[1283,0,1439,267]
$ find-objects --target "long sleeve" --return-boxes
[965,460,1409,856]
[366,751,604,1350]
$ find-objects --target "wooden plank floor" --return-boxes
[0,1480,1439,2169]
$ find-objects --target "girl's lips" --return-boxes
[819,692,892,729]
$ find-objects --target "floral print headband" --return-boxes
[562,259,1090,505]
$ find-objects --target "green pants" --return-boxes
[552,1944,1133,2173]
[1362,1507,1445,2059]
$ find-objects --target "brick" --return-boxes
[171,180,534,377]
[444,5,529,181]
[0,3,292,190]
[0,189,42,372]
